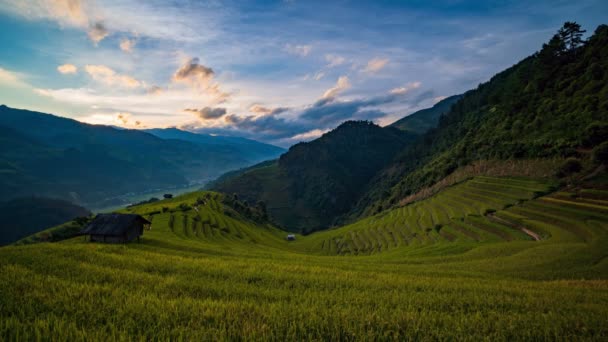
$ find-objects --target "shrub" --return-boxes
[592,141,608,165]
[178,203,192,212]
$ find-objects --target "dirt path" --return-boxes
[487,214,541,241]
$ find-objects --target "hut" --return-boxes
[81,213,151,243]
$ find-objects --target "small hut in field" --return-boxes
[81,213,150,243]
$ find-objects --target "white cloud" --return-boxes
[313,71,325,81]
[3,0,112,43]
[0,67,28,87]
[84,65,142,88]
[389,81,421,95]
[322,76,350,99]
[363,57,389,73]
[325,54,345,67]
[285,44,312,57]
[57,64,78,74]
[119,38,136,52]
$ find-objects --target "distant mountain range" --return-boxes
[0,106,284,209]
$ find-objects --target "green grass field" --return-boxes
[1,176,608,340]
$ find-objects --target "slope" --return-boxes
[211,121,416,232]
[354,23,608,218]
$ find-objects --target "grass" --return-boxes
[1,176,608,340]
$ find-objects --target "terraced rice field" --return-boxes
[302,177,554,254]
[1,176,608,340]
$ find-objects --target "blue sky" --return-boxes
[0,0,606,146]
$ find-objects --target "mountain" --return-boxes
[211,23,608,230]
[0,106,284,208]
[211,121,416,232]
[144,128,284,164]
[390,95,462,134]
[0,197,90,245]
[353,23,608,217]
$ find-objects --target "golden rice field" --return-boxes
[1,176,608,340]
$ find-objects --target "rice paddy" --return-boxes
[1,176,607,340]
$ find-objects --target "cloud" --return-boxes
[44,0,89,27]
[88,21,109,44]
[249,104,289,116]
[389,81,421,95]
[84,65,142,88]
[120,38,136,52]
[285,44,312,57]
[57,64,78,74]
[184,107,227,120]
[172,57,229,102]
[2,0,111,43]
[0,67,29,87]
[363,57,389,73]
[322,76,350,99]
[325,54,345,67]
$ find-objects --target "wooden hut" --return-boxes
[81,213,150,243]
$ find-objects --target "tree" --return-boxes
[540,34,566,60]
[558,21,586,51]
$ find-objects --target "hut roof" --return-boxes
[81,213,150,236]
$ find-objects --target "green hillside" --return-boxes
[1,171,608,339]
[356,23,608,217]
[390,95,462,134]
[212,121,415,232]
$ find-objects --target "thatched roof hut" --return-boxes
[81,213,150,243]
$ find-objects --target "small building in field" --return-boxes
[81,213,151,243]
[286,234,296,241]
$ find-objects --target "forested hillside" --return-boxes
[355,23,608,217]
[212,121,415,232]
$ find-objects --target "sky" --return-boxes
[0,0,606,147]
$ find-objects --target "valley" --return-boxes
[0,10,607,340]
